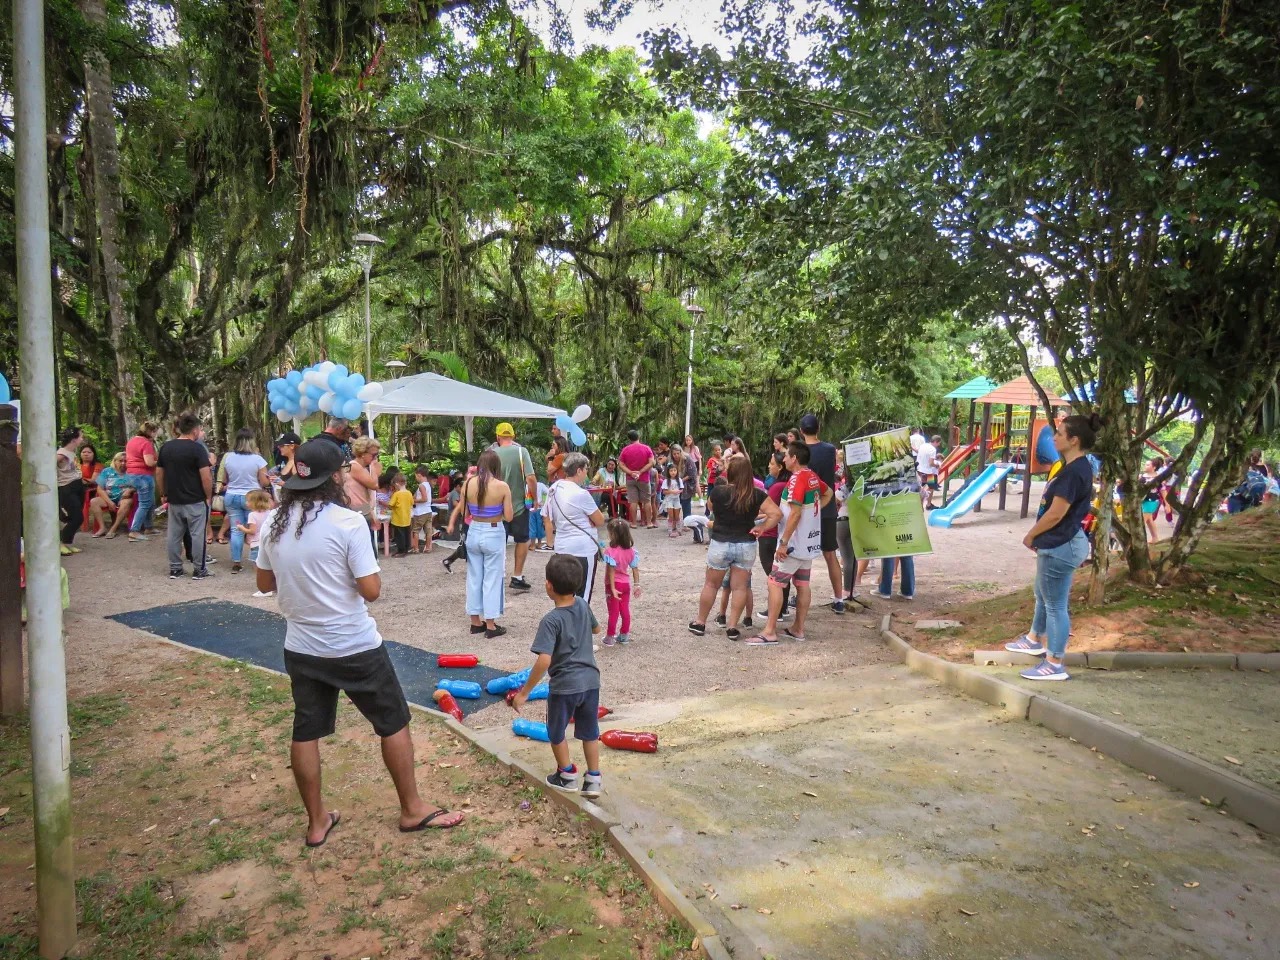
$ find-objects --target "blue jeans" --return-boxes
[680,495,692,519]
[465,522,507,621]
[878,556,915,598]
[127,474,155,533]
[225,493,249,562]
[1030,531,1090,659]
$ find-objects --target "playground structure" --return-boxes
[931,375,1066,528]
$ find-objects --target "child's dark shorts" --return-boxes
[545,688,601,744]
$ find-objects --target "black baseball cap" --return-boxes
[799,413,820,433]
[275,431,302,445]
[284,440,344,491]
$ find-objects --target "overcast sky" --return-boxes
[525,0,734,56]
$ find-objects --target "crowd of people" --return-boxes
[42,405,1278,845]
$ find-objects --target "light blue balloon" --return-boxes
[334,364,348,379]
[327,369,345,391]
[268,378,286,393]
[286,370,303,386]
[269,398,282,412]
[341,398,363,420]
[555,414,576,434]
[347,372,366,390]
[569,426,587,447]
[305,384,323,401]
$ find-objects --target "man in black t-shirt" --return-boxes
[157,412,214,580]
[800,414,845,613]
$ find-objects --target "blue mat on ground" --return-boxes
[107,599,510,718]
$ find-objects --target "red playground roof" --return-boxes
[975,375,1065,407]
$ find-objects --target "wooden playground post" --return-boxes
[0,404,21,716]
[997,403,1013,510]
[974,402,992,513]
[1021,404,1038,519]
[947,399,958,448]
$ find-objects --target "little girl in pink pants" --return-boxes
[602,519,641,647]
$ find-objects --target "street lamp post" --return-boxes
[354,233,384,378]
[683,302,706,440]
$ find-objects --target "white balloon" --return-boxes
[571,403,592,423]
[357,382,384,402]
[318,360,336,374]
[318,392,335,414]
[304,370,326,388]
[298,395,312,413]
[275,408,291,422]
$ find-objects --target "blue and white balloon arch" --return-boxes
[266,361,384,424]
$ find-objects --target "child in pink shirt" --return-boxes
[602,519,641,647]
[240,489,275,596]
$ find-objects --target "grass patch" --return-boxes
[911,506,1280,659]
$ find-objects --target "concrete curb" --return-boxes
[976,649,1280,670]
[435,712,732,958]
[881,619,1280,835]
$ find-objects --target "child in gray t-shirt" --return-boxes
[511,554,604,798]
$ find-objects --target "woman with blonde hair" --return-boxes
[89,452,137,538]
[345,436,382,553]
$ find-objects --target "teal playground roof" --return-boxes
[944,376,999,400]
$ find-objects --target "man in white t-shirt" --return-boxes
[256,441,464,846]
[916,434,941,509]
[545,452,606,603]
[909,428,926,454]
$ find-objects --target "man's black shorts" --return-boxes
[820,515,838,553]
[504,509,530,544]
[284,644,411,742]
[545,688,601,744]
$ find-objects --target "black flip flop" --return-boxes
[400,808,461,833]
[304,811,340,848]
[783,628,807,642]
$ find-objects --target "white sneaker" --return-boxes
[252,590,275,598]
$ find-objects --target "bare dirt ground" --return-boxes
[0,607,697,958]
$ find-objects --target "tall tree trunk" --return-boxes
[80,0,141,435]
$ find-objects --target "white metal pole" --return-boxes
[15,0,78,952]
[362,254,373,380]
[683,324,695,439]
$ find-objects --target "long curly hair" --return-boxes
[267,473,348,544]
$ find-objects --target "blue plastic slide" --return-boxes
[927,463,1016,528]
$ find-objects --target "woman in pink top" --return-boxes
[602,518,642,647]
[124,420,160,540]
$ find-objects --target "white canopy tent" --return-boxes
[364,372,565,450]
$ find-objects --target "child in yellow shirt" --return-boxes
[388,473,414,557]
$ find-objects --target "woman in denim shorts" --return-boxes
[690,458,782,641]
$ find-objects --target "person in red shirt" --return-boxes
[124,420,161,541]
[750,442,832,644]
[618,429,657,528]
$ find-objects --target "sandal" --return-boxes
[399,808,464,832]
[304,811,341,848]
[744,634,778,645]
[783,628,807,642]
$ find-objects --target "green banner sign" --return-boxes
[847,479,933,559]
